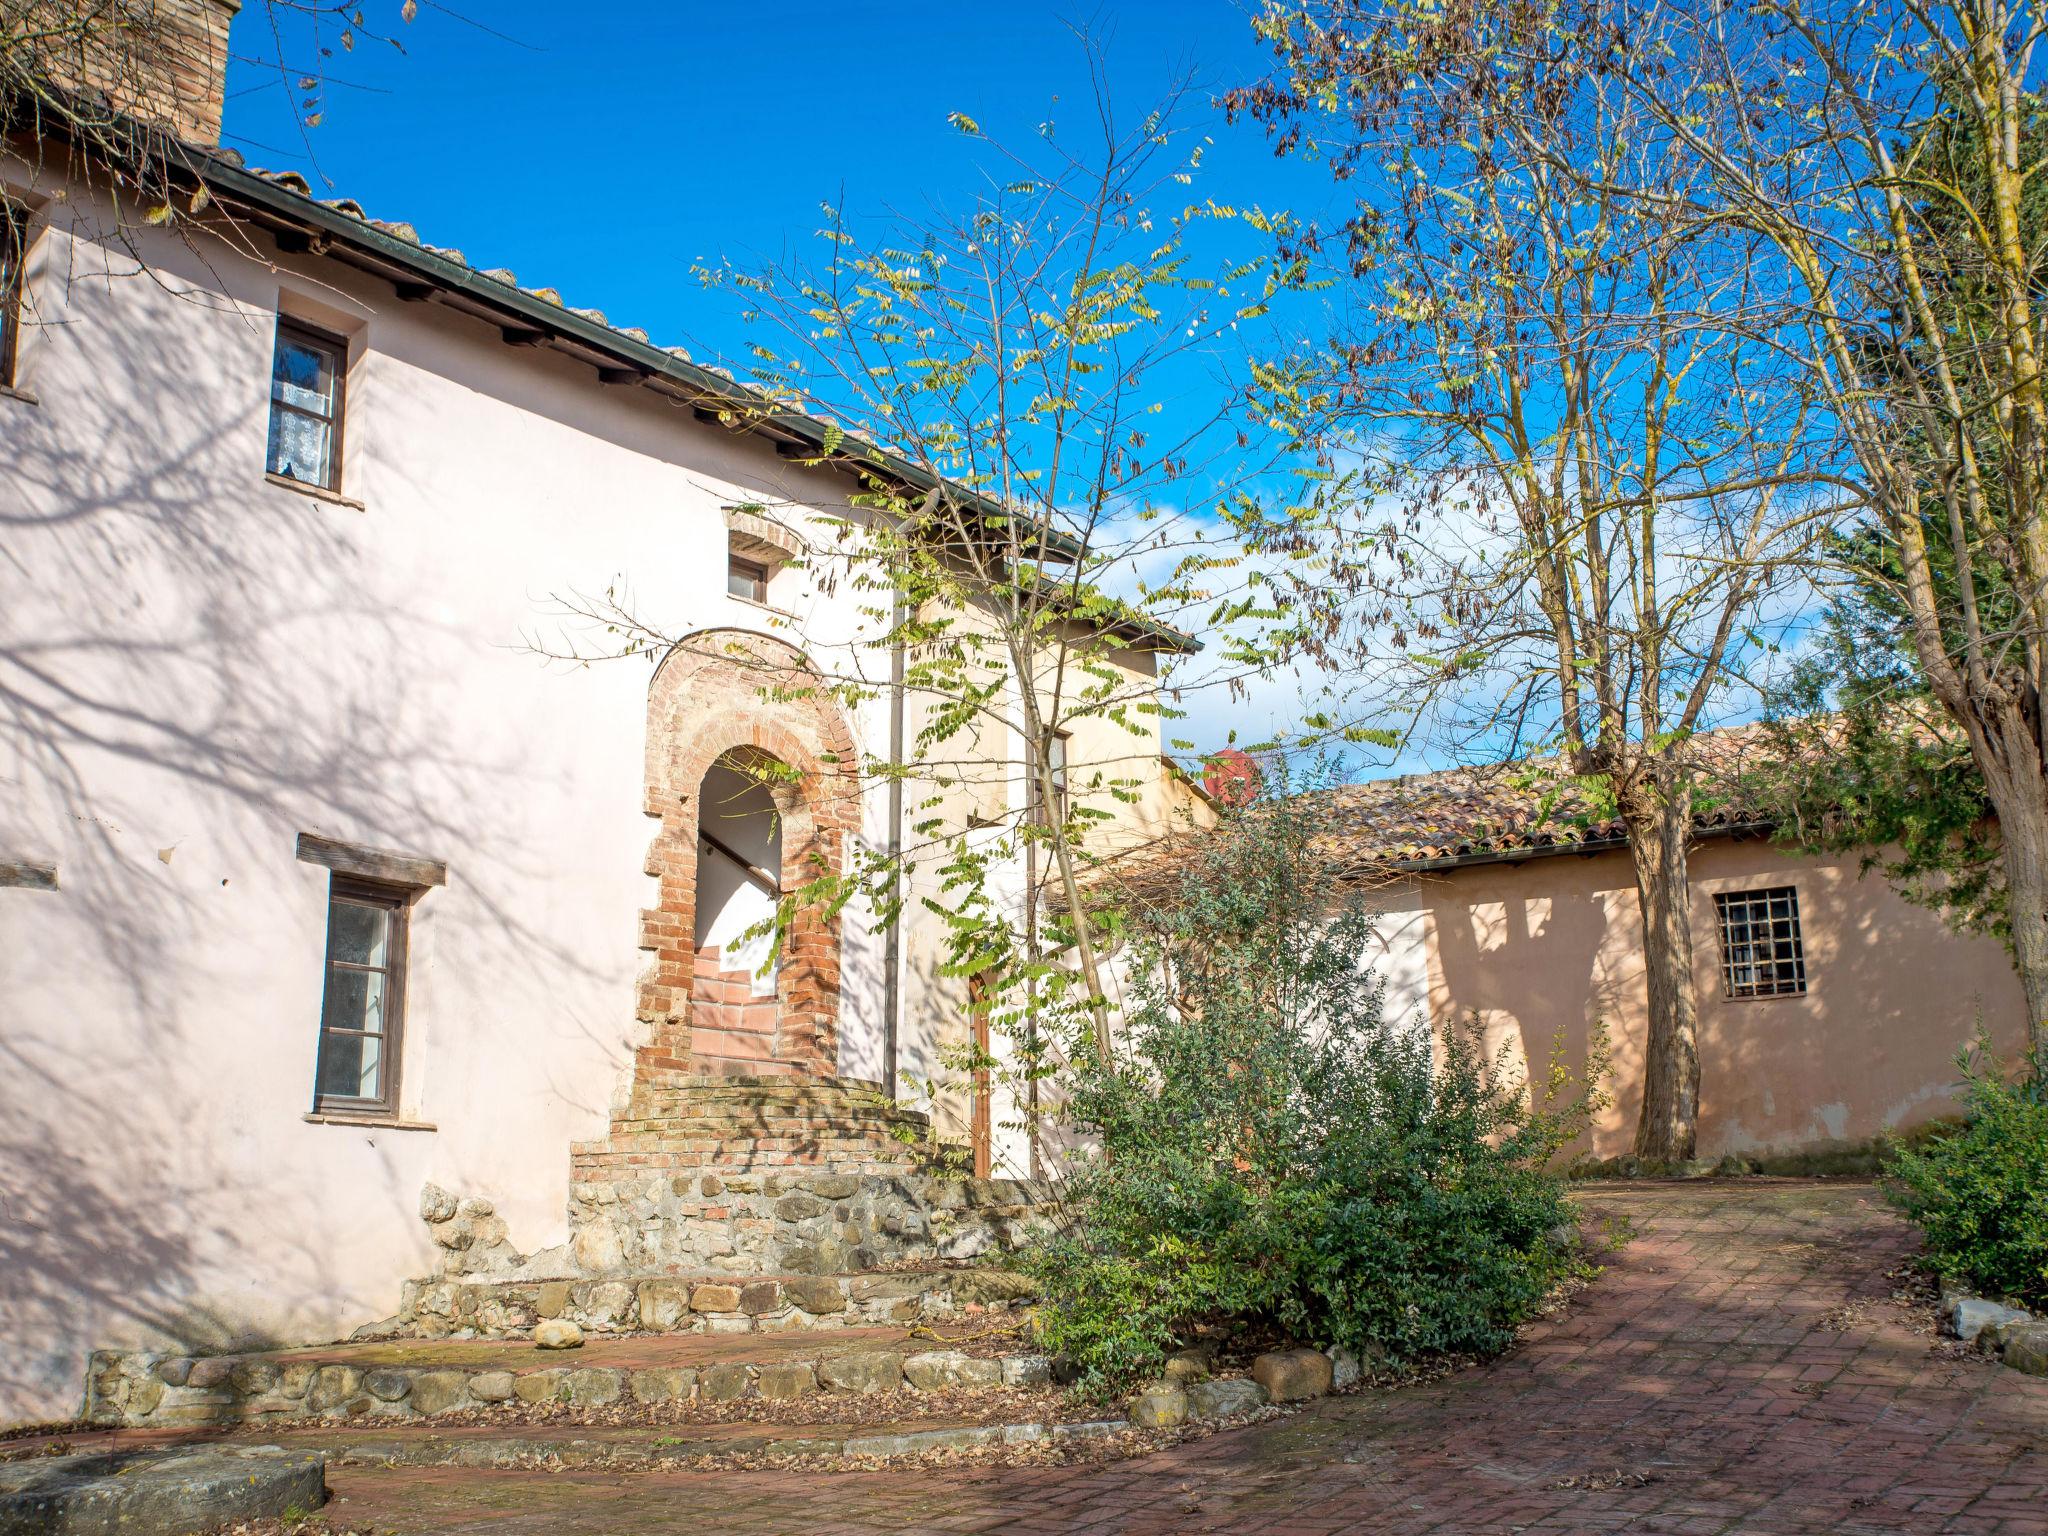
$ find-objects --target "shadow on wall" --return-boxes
[1423,849,2026,1162]
[0,239,619,1419]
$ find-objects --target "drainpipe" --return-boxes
[881,587,907,1099]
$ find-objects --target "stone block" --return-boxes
[229,1360,278,1395]
[513,1369,570,1405]
[2004,1322,2048,1376]
[567,1368,623,1406]
[469,1371,516,1403]
[1187,1378,1269,1420]
[783,1277,847,1315]
[1251,1349,1333,1403]
[1002,1355,1054,1389]
[630,1367,696,1404]
[756,1363,819,1401]
[698,1364,752,1402]
[307,1366,362,1412]
[1163,1350,1211,1384]
[903,1351,1003,1391]
[691,1283,743,1314]
[155,1358,194,1388]
[739,1281,783,1316]
[534,1282,571,1319]
[1951,1296,2032,1344]
[776,1193,829,1222]
[1127,1382,1187,1428]
[818,1351,904,1394]
[362,1369,412,1403]
[409,1370,470,1415]
[420,1182,458,1223]
[637,1280,693,1330]
[777,1239,849,1276]
[534,1319,584,1350]
[804,1175,863,1200]
[576,1282,635,1327]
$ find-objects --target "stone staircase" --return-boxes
[573,1075,934,1182]
[684,946,788,1077]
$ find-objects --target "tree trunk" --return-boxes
[1956,697,2048,1062]
[1620,774,1702,1161]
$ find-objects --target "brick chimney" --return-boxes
[23,0,241,147]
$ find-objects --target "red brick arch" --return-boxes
[633,629,860,1084]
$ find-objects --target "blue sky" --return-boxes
[223,1,1347,369]
[221,1,1384,766]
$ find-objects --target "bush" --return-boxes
[1884,1041,2048,1310]
[1025,794,1599,1396]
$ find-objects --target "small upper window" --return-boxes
[727,552,769,603]
[0,198,27,389]
[314,875,410,1113]
[1032,730,1072,824]
[267,320,346,490]
[1715,886,1807,999]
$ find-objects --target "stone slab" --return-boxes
[0,1445,326,1535]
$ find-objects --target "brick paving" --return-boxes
[318,1180,2048,1535]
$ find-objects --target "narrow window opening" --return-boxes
[727,552,770,603]
[1715,886,1807,999]
[267,319,347,490]
[314,875,410,1113]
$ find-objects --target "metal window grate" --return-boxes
[1715,886,1807,998]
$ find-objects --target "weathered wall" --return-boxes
[1417,838,2030,1161]
[0,161,873,1422]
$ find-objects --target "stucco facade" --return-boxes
[1369,838,2030,1163]
[0,136,1200,1424]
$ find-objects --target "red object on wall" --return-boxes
[1203,749,1264,808]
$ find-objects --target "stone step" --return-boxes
[85,1326,1056,1429]
[383,1266,1040,1341]
[22,1391,1273,1473]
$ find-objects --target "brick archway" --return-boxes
[633,629,860,1085]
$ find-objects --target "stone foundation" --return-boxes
[566,1170,1050,1277]
[374,1266,1040,1343]
[82,1337,1056,1428]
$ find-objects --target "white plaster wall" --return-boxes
[0,164,907,1423]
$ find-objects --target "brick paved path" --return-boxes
[323,1180,2048,1535]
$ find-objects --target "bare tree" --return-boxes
[1479,0,2048,1058]
[1235,1,1829,1158]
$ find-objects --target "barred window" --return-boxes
[1715,886,1807,998]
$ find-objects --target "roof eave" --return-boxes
[171,146,1089,564]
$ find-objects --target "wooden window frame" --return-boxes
[1714,885,1808,1000]
[267,318,349,492]
[727,552,770,603]
[313,874,411,1116]
[0,197,26,390]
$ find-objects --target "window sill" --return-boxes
[304,1110,437,1132]
[265,471,365,511]
[0,382,39,407]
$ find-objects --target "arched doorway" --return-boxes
[691,749,786,1074]
[633,630,860,1087]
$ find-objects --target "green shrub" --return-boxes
[1884,1041,2048,1309]
[1025,793,1599,1397]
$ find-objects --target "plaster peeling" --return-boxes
[1810,1102,1849,1142]
[1883,1078,1956,1128]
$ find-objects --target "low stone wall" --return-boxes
[84,1344,1056,1429]
[564,1172,1054,1276]
[377,1268,1039,1342]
